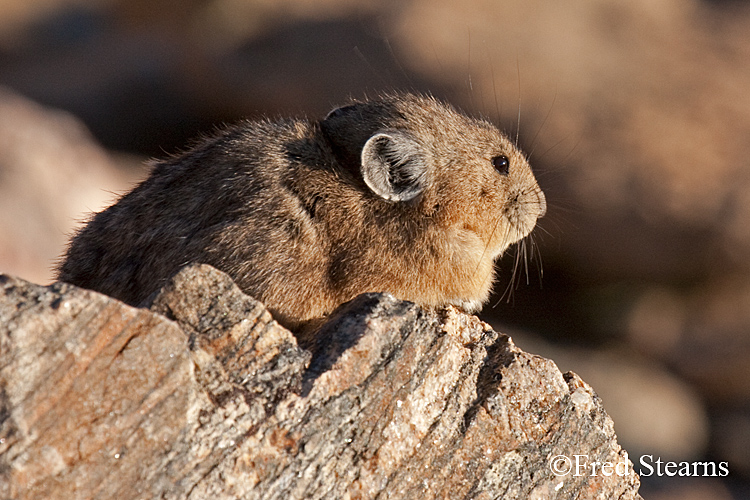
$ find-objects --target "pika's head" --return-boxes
[320,93,546,309]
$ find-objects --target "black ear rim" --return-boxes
[324,104,357,121]
[361,131,426,202]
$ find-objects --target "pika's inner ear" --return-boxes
[361,131,426,202]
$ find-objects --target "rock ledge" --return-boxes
[0,264,641,499]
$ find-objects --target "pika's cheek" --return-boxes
[481,186,510,220]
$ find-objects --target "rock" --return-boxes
[627,280,750,405]
[509,330,709,462]
[0,264,642,499]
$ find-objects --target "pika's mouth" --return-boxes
[493,189,546,257]
[514,186,546,220]
[535,189,547,218]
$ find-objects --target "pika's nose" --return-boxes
[536,189,547,218]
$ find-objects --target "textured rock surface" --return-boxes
[510,330,710,462]
[0,264,641,499]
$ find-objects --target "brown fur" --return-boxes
[57,93,546,329]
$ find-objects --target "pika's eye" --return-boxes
[492,155,510,175]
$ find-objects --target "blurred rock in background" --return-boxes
[1,0,750,498]
[0,86,142,285]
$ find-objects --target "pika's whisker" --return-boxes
[527,90,557,161]
[515,56,522,147]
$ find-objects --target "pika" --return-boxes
[57,93,546,329]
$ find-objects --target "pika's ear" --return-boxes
[361,131,426,202]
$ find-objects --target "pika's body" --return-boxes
[58,93,546,328]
